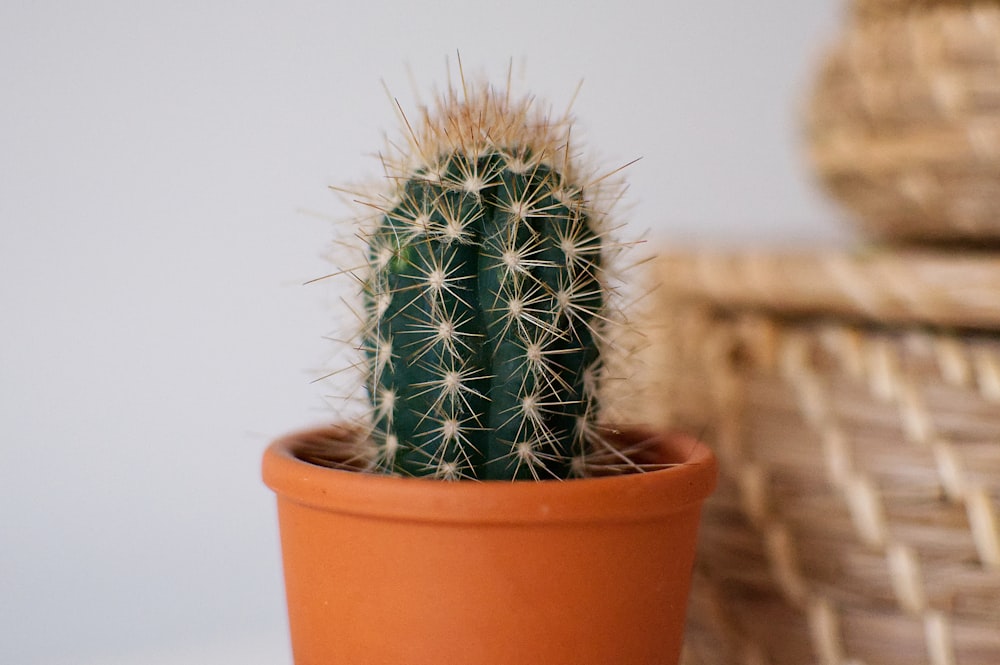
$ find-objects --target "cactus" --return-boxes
[355,80,628,480]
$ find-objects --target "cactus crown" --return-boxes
[345,79,635,480]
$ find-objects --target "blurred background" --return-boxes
[1,1,848,663]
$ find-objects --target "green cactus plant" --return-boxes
[351,80,633,480]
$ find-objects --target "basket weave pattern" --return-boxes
[852,0,999,17]
[806,3,1000,239]
[655,254,1000,665]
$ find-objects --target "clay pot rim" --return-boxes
[262,425,717,525]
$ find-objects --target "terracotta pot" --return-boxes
[262,425,717,665]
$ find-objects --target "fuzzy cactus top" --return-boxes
[358,82,622,480]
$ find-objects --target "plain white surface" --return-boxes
[1,1,849,663]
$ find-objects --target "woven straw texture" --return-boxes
[806,2,1000,240]
[852,0,994,17]
[647,251,1000,665]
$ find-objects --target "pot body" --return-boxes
[263,427,717,665]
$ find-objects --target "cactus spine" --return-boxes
[359,82,621,480]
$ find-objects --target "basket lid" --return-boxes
[657,249,1000,331]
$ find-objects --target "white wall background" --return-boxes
[1,2,850,663]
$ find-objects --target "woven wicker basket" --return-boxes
[806,2,1000,240]
[852,0,989,16]
[645,251,1000,665]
